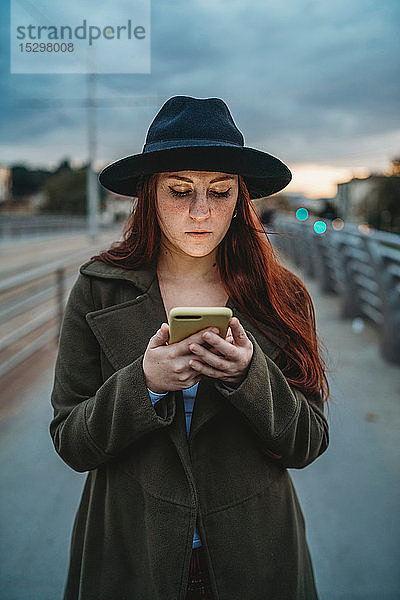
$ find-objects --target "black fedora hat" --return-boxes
[98,95,292,200]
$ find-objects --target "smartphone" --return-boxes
[168,306,233,346]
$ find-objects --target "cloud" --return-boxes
[0,0,399,196]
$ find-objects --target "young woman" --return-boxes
[50,95,330,600]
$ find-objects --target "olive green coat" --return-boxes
[49,257,329,600]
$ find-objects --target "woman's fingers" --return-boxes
[188,358,226,379]
[188,317,253,382]
[188,328,237,368]
[181,327,219,350]
[148,323,170,349]
[229,317,250,347]
[188,343,231,370]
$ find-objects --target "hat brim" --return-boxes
[98,145,292,200]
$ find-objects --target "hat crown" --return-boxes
[143,95,244,152]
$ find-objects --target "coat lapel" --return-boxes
[187,299,289,443]
[82,263,168,372]
[79,258,288,446]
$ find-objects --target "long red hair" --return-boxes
[91,174,331,408]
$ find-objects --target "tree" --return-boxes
[54,158,72,174]
[41,167,87,214]
[40,164,106,215]
[11,164,52,197]
[374,176,400,234]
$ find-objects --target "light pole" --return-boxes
[86,71,99,242]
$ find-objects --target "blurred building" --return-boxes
[0,166,12,205]
[335,176,376,221]
[334,174,400,233]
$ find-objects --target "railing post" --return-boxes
[56,268,65,343]
[363,237,400,363]
[336,233,364,320]
[312,232,336,294]
[302,226,316,279]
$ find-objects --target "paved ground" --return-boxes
[0,238,399,600]
[283,257,400,600]
[0,228,121,278]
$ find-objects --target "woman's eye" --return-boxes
[169,188,190,197]
[169,187,231,198]
[211,188,231,198]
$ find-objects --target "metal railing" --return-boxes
[0,214,88,238]
[270,214,400,365]
[1,215,399,379]
[0,214,117,242]
[0,249,96,378]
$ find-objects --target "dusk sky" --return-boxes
[1,0,399,198]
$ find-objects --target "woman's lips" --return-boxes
[186,232,211,235]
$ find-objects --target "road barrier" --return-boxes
[0,249,97,377]
[270,214,400,365]
[1,215,399,379]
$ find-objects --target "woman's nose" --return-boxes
[189,193,210,218]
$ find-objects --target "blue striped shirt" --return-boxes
[147,383,203,548]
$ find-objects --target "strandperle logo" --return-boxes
[10,0,151,74]
[15,19,146,46]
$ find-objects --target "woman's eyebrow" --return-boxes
[166,175,235,183]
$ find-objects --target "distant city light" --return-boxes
[296,207,309,221]
[358,223,373,235]
[313,220,327,234]
[332,218,344,231]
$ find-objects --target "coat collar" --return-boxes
[80,257,157,294]
[79,257,288,446]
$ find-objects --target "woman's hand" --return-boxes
[143,324,221,393]
[188,317,253,387]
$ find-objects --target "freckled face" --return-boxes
[155,171,238,257]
